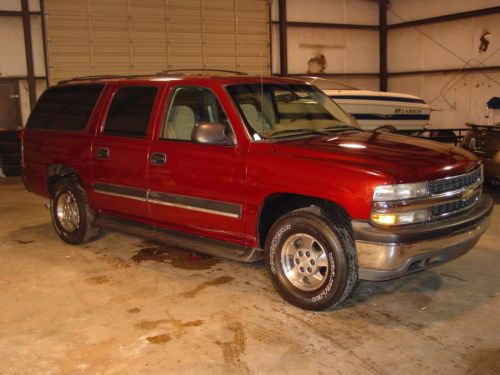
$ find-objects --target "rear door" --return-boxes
[147,84,248,245]
[91,83,162,220]
[0,80,21,129]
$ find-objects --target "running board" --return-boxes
[94,216,264,263]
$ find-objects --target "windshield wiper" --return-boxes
[270,125,362,138]
[270,128,329,137]
[322,125,362,132]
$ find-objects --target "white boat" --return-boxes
[304,77,431,131]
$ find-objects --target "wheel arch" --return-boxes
[257,192,352,249]
[46,164,81,195]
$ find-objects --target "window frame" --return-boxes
[100,85,159,139]
[160,85,237,146]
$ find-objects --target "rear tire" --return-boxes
[265,208,358,311]
[0,130,20,142]
[2,166,22,177]
[0,153,21,166]
[0,142,21,154]
[50,178,101,244]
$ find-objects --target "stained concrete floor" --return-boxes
[0,177,499,375]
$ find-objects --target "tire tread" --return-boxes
[265,206,359,310]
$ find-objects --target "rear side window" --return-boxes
[102,86,157,138]
[26,84,104,131]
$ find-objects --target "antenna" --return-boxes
[259,50,265,133]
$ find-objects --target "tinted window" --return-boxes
[103,86,157,137]
[26,84,104,131]
[163,87,229,140]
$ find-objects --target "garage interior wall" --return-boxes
[272,0,500,129]
[270,0,381,91]
[0,0,47,127]
[44,0,270,86]
[387,0,500,128]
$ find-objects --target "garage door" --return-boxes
[44,0,270,85]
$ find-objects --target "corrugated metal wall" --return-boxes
[270,0,381,91]
[387,0,500,128]
[44,0,270,85]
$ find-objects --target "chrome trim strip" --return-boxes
[93,182,241,218]
[94,189,148,202]
[148,198,240,218]
[148,190,242,219]
[93,182,148,202]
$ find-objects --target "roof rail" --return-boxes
[155,68,248,76]
[58,68,248,84]
[57,74,140,84]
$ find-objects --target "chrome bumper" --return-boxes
[354,195,493,281]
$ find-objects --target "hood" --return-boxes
[273,132,479,183]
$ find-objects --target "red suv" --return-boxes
[23,73,492,310]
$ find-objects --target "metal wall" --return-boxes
[387,0,500,128]
[271,0,500,129]
[270,0,381,91]
[44,0,270,85]
[0,0,47,126]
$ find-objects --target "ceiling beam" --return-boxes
[388,6,500,29]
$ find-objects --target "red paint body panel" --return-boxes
[22,75,479,249]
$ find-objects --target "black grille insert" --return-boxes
[431,193,480,217]
[429,168,481,195]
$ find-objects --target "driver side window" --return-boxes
[162,86,230,141]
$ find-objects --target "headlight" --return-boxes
[373,182,429,202]
[372,209,429,225]
[372,182,430,225]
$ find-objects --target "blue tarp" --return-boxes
[487,97,500,109]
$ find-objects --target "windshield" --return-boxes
[227,83,359,139]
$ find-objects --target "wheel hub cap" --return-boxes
[56,192,80,232]
[281,233,330,291]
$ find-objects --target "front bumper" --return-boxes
[353,195,493,281]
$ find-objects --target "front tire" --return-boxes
[265,208,358,311]
[50,178,101,244]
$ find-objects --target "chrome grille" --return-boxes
[429,167,482,195]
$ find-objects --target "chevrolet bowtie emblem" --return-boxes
[462,187,476,200]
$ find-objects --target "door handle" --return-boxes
[150,152,167,166]
[96,147,110,159]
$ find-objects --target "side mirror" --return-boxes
[191,122,233,145]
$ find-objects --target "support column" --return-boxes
[278,0,287,76]
[21,0,37,109]
[379,0,388,92]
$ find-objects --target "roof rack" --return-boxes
[57,74,146,84]
[58,68,248,84]
[155,68,248,76]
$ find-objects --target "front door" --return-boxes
[148,84,248,245]
[0,80,21,129]
[91,83,161,220]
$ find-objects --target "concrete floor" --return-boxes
[0,178,499,375]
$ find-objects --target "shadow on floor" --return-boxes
[484,184,500,204]
[5,222,498,328]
